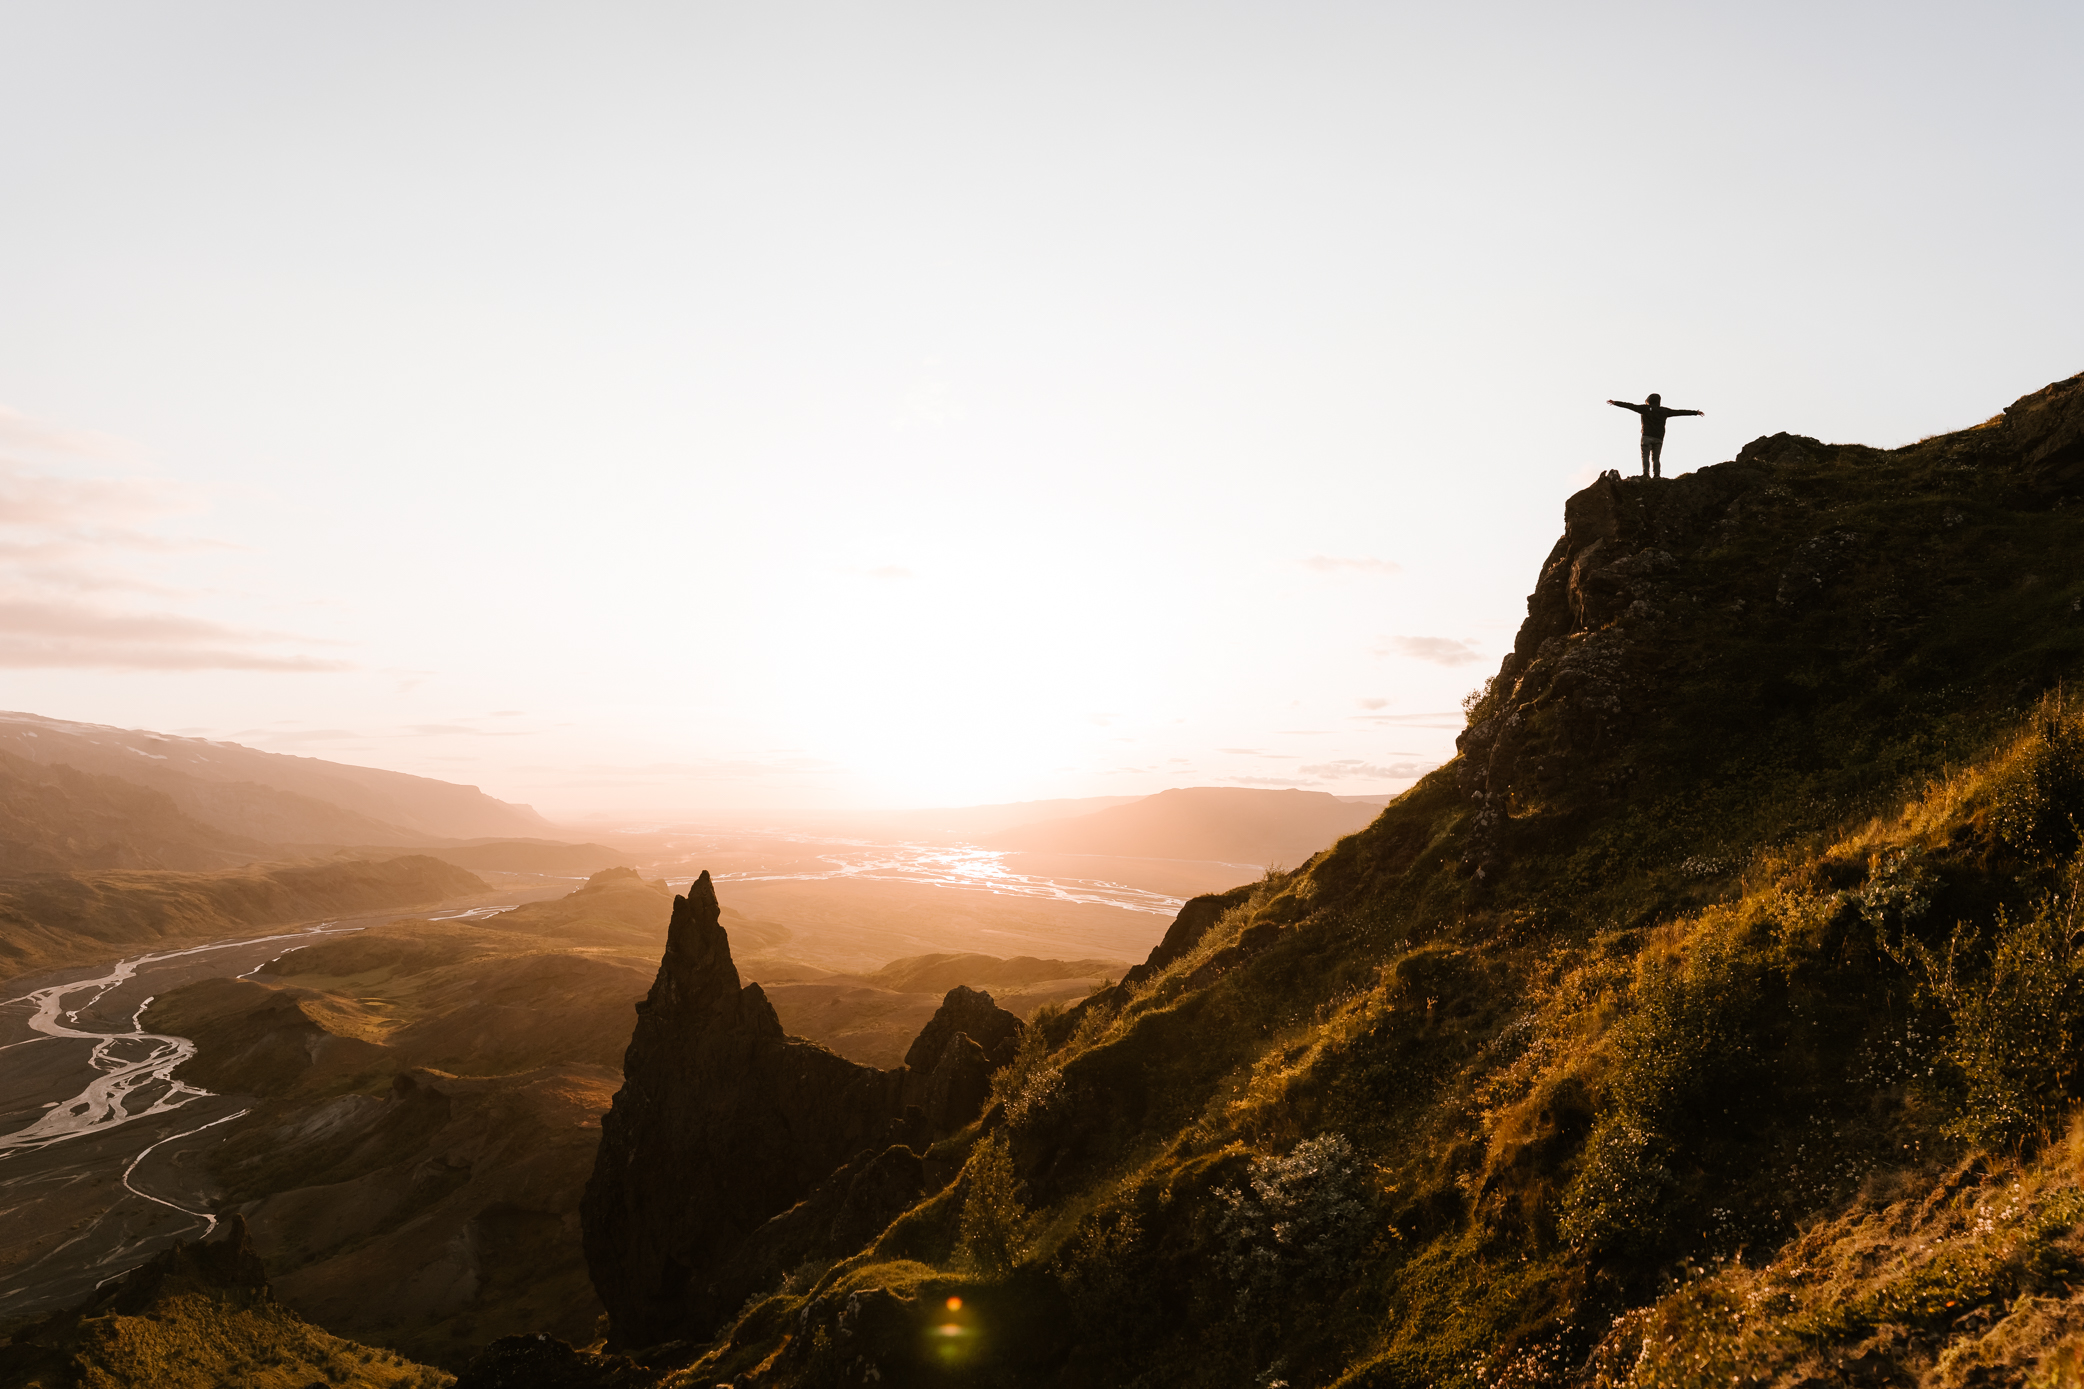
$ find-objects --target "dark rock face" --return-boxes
[106,1213,272,1311]
[713,1139,932,1301]
[900,984,1022,1099]
[582,882,1033,1351]
[1776,530,1863,607]
[1455,464,1767,869]
[453,1334,661,1389]
[921,1031,996,1135]
[581,872,906,1348]
[2005,370,2084,479]
[1121,889,1247,986]
[1453,372,2084,878]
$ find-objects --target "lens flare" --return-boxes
[926,1294,980,1366]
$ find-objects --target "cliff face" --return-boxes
[1456,375,2084,881]
[581,871,1022,1349]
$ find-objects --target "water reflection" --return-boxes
[705,837,1190,916]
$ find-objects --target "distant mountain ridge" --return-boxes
[983,785,1383,866]
[0,747,269,873]
[0,711,559,847]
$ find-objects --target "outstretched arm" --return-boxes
[1608,399,1645,413]
[1673,408,1704,417]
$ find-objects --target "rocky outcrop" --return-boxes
[712,1135,933,1304]
[581,872,907,1348]
[581,878,1034,1350]
[1121,887,1249,986]
[901,984,1022,1095]
[1452,372,2084,878]
[454,1334,661,1389]
[1454,463,1764,869]
[2005,370,2084,481]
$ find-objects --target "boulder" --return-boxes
[899,984,1021,1106]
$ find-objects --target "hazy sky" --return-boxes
[1,2,2078,817]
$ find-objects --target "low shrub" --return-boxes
[1904,869,2084,1147]
[1559,928,1763,1258]
[1987,692,2084,861]
[1217,1133,1376,1311]
[958,1133,1032,1277]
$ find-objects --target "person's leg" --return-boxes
[1639,438,1653,477]
[1649,436,1664,478]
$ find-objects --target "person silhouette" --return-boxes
[1608,393,1705,478]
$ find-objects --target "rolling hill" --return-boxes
[0,746,269,873]
[984,785,1384,866]
[0,711,559,846]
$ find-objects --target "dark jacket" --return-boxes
[1610,400,1703,439]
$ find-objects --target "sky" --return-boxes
[1,1,2079,818]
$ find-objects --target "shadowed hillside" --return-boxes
[0,1217,449,1389]
[0,712,559,846]
[540,372,2084,1389]
[0,855,490,985]
[0,747,270,874]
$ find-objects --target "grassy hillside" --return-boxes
[0,855,490,985]
[0,1217,449,1389]
[631,373,2084,1387]
[0,748,269,874]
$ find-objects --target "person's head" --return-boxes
[1647,392,1661,404]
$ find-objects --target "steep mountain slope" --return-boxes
[553,372,2084,1388]
[0,712,559,844]
[0,747,269,873]
[985,786,1383,865]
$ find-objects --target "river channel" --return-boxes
[0,901,524,1329]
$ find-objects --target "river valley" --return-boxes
[0,900,533,1330]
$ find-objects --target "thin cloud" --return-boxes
[1357,697,1389,710]
[0,404,134,459]
[0,643,346,672]
[0,405,346,672]
[0,597,350,671]
[1227,775,1313,787]
[1300,759,1439,779]
[1349,711,1463,728]
[1377,635,1483,666]
[1303,555,1402,576]
[232,727,365,742]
